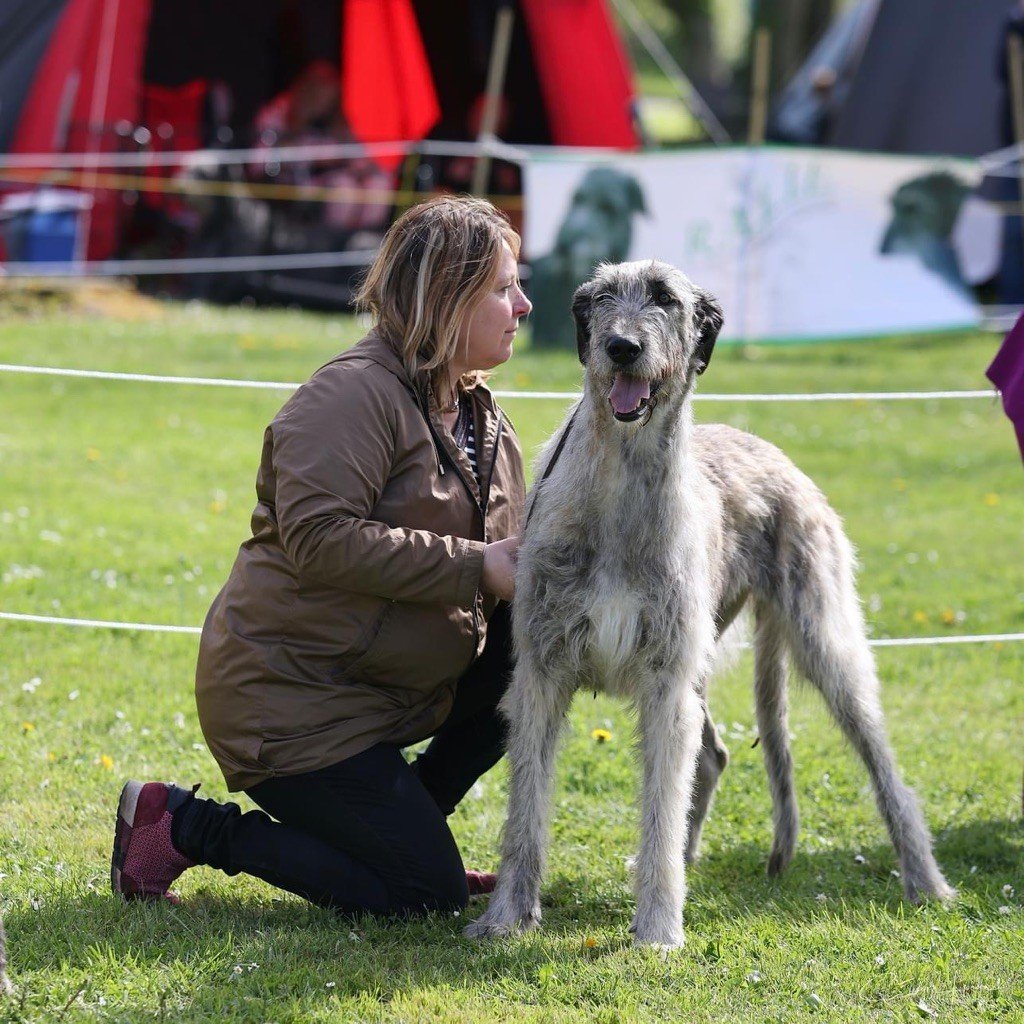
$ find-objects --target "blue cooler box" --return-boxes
[1,190,90,262]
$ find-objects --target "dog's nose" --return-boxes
[606,335,642,366]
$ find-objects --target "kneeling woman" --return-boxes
[112,196,531,916]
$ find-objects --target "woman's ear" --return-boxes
[571,280,597,365]
[692,290,724,376]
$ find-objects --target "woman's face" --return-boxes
[454,242,532,378]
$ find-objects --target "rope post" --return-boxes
[471,4,515,198]
[748,27,772,146]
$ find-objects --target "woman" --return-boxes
[111,196,531,917]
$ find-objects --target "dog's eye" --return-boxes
[654,290,674,307]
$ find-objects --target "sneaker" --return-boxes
[111,780,197,902]
[465,870,497,896]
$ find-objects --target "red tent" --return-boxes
[2,0,639,260]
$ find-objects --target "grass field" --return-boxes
[0,288,1021,1022]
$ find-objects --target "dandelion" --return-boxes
[583,937,597,949]
[99,754,114,770]
[983,493,999,506]
[1002,884,1014,897]
[998,905,1013,915]
[940,609,956,626]
[21,721,35,733]
[591,728,612,743]
[912,610,928,625]
[209,500,226,514]
[86,447,101,462]
[47,752,56,762]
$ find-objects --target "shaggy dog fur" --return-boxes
[466,260,954,948]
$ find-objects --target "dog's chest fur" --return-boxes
[519,428,707,695]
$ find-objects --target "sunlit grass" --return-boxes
[0,293,1021,1022]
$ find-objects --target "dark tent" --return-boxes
[771,0,1009,158]
[0,0,639,265]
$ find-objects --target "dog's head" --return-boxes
[571,260,723,424]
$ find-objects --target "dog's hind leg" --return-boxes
[779,520,955,903]
[753,599,799,877]
[631,677,705,948]
[464,659,574,939]
[684,709,729,866]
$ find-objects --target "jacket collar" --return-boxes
[347,330,503,505]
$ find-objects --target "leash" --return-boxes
[523,391,658,530]
[524,404,581,530]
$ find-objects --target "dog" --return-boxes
[529,167,646,348]
[465,260,954,948]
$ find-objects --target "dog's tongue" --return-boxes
[609,373,651,415]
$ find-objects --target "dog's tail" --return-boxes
[753,599,799,876]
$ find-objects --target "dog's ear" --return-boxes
[571,279,597,364]
[692,290,724,376]
[626,177,647,216]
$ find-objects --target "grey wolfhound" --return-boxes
[465,260,954,948]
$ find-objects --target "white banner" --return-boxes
[524,146,989,344]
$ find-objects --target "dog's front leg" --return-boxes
[464,660,573,939]
[630,676,705,948]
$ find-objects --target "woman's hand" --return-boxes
[481,536,520,602]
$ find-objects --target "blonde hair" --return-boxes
[354,195,520,396]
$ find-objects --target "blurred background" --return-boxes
[0,0,1020,342]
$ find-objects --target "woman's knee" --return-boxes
[391,861,468,916]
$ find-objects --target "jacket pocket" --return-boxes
[329,600,397,683]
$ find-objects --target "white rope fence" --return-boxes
[1,611,1021,649]
[0,138,529,171]
[0,359,1013,652]
[0,363,998,403]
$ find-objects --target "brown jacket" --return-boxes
[195,331,525,791]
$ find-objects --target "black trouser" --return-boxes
[173,604,512,917]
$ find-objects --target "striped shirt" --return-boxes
[451,397,479,482]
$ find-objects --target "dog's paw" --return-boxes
[463,902,541,940]
[904,876,957,906]
[629,913,685,949]
[632,929,685,950]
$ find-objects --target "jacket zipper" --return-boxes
[417,397,501,668]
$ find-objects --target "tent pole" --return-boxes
[471,4,515,198]
[1008,34,1024,238]
[75,0,122,265]
[608,0,730,145]
[748,27,771,146]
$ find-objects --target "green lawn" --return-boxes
[0,292,1021,1022]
